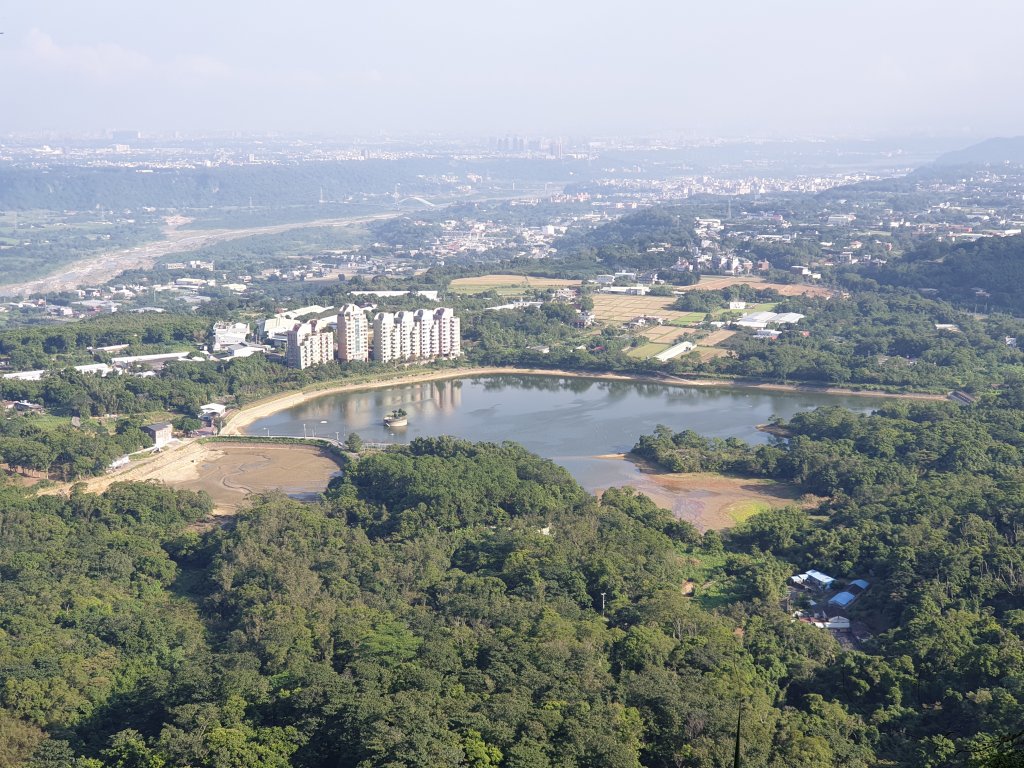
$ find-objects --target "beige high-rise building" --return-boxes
[286,319,335,369]
[336,304,369,362]
[373,307,461,363]
[433,307,461,359]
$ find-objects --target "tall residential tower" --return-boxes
[336,304,369,362]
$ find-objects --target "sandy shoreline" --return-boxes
[222,366,946,435]
[57,432,800,531]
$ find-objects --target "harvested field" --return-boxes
[675,275,833,298]
[669,312,707,326]
[448,274,581,294]
[592,295,705,338]
[592,294,733,353]
[640,325,698,345]
[701,329,737,346]
[598,458,808,531]
[694,347,730,362]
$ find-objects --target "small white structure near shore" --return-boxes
[654,341,696,362]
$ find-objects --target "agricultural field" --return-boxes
[627,342,671,359]
[693,346,731,362]
[676,275,833,298]
[448,274,581,295]
[592,293,699,326]
[592,294,703,348]
[699,329,737,346]
[668,312,707,326]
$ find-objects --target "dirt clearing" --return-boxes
[85,441,343,516]
[598,457,810,531]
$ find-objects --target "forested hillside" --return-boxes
[0,159,590,211]
[933,138,1024,166]
[2,433,1022,766]
[864,235,1024,315]
[705,288,1024,391]
[635,390,1024,765]
[544,208,698,276]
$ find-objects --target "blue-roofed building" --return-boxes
[828,591,856,607]
[850,579,870,591]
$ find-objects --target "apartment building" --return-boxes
[373,307,461,364]
[285,319,335,369]
[336,304,369,362]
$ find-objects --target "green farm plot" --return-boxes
[627,342,671,359]
[723,500,771,526]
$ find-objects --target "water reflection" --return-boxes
[248,375,881,493]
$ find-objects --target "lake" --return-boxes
[244,374,883,492]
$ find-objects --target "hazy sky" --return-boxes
[3,0,1022,138]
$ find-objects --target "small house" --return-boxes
[792,570,836,590]
[142,423,173,448]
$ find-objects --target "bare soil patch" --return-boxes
[163,443,342,514]
[675,276,833,298]
[449,274,581,292]
[81,441,342,516]
[598,455,810,531]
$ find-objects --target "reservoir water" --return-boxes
[245,375,883,492]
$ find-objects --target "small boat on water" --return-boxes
[383,408,408,428]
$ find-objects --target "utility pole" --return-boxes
[600,592,606,616]
[734,701,743,768]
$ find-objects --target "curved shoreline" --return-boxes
[221,366,946,435]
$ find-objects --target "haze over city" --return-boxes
[3,0,1023,138]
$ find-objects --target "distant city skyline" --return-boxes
[2,0,1022,139]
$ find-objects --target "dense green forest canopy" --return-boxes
[633,392,1024,765]
[703,288,1024,391]
[860,235,1024,315]
[2,430,1023,766]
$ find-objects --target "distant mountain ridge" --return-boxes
[934,136,1024,166]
